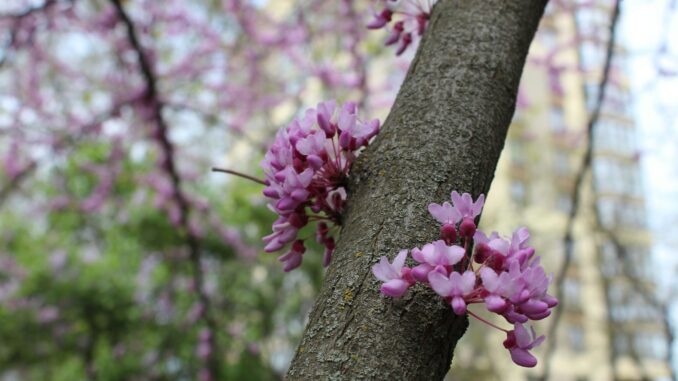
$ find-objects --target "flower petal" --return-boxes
[427,203,446,223]
[381,279,410,298]
[392,249,409,272]
[509,348,537,368]
[411,247,425,263]
[372,256,398,282]
[451,296,467,315]
[443,244,465,266]
[485,295,507,313]
[480,267,500,291]
[428,271,453,297]
[459,271,477,293]
[514,323,532,348]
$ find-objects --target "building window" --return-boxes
[509,139,526,166]
[621,205,646,228]
[613,335,629,355]
[557,192,572,213]
[608,280,629,322]
[634,333,668,360]
[603,85,630,116]
[549,106,565,131]
[596,198,617,227]
[511,180,527,206]
[585,82,599,110]
[563,277,581,310]
[624,167,643,196]
[567,325,586,351]
[553,150,569,175]
[594,121,636,156]
[600,241,618,277]
[624,246,651,278]
[539,26,558,52]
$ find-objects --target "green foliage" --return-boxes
[0,149,322,379]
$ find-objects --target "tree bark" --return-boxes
[287,1,547,379]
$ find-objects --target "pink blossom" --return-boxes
[372,249,415,297]
[261,100,380,271]
[450,191,485,219]
[367,0,437,55]
[506,227,535,269]
[508,258,558,320]
[367,9,393,29]
[427,201,461,225]
[262,216,300,253]
[277,240,306,272]
[429,192,484,239]
[428,270,476,315]
[479,267,510,313]
[473,230,509,269]
[410,240,464,282]
[503,324,545,368]
[373,190,557,368]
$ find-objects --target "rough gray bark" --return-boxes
[287,1,547,379]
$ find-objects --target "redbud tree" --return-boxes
[274,1,551,379]
[0,0,566,379]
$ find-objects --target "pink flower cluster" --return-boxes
[367,0,438,55]
[261,100,380,271]
[372,192,558,368]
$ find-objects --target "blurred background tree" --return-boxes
[0,0,392,379]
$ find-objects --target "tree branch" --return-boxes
[287,1,547,379]
[595,215,675,381]
[0,162,37,209]
[109,0,221,378]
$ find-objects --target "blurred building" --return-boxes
[449,2,672,381]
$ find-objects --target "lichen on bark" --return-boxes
[287,1,548,379]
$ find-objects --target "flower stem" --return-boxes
[211,167,266,185]
[467,309,509,333]
[465,238,474,271]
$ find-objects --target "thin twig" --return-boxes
[211,167,266,185]
[595,220,675,381]
[0,162,37,209]
[539,1,622,379]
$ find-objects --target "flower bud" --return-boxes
[440,223,457,245]
[459,217,477,238]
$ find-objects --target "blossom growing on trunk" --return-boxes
[372,191,557,368]
[503,323,545,368]
[371,250,415,297]
[410,240,464,282]
[261,100,380,271]
[277,240,306,272]
[428,270,476,315]
[367,0,438,55]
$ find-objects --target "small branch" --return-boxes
[467,309,509,333]
[0,162,37,209]
[597,222,675,381]
[211,167,266,185]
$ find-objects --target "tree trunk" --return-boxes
[287,1,547,379]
